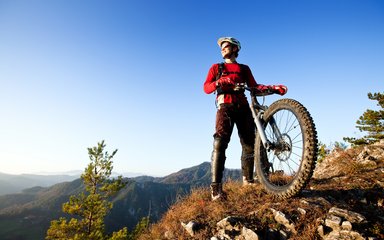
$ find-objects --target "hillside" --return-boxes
[0,162,241,240]
[155,162,241,185]
[139,141,384,239]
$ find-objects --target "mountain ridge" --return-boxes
[0,161,241,240]
[0,170,151,196]
[0,172,80,195]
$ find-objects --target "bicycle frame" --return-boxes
[248,89,284,152]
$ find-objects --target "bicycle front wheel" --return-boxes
[254,98,318,199]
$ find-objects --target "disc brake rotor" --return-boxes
[274,134,292,161]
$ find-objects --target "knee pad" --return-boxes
[213,137,229,151]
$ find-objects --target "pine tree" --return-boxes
[128,217,149,239]
[46,140,128,240]
[344,92,384,145]
[317,142,328,163]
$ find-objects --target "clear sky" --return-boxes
[1,0,383,176]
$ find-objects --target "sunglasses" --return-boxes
[221,44,232,50]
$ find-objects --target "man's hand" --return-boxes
[256,84,271,92]
[216,77,236,91]
[270,85,288,95]
[216,77,235,87]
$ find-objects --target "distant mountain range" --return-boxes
[0,172,80,195]
[0,162,242,240]
[0,170,153,196]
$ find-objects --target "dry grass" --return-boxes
[139,181,328,239]
[139,144,384,239]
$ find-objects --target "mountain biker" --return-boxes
[204,37,287,201]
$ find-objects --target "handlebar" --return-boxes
[234,83,274,97]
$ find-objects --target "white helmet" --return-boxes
[217,37,241,51]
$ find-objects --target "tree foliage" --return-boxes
[128,216,149,239]
[317,141,348,163]
[317,142,328,163]
[344,92,384,146]
[46,140,127,240]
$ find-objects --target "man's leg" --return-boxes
[210,137,229,200]
[210,104,233,200]
[211,137,228,184]
[236,105,256,184]
[241,144,255,184]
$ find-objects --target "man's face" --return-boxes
[221,42,236,59]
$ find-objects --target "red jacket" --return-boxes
[204,63,257,105]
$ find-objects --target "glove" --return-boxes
[270,85,288,95]
[255,84,271,92]
[216,77,235,87]
[216,77,235,91]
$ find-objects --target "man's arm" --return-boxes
[203,64,219,94]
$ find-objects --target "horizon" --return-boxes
[0,161,215,177]
[1,0,383,176]
[0,168,152,177]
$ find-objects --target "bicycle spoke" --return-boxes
[262,109,304,185]
[292,139,303,145]
[286,118,299,135]
[285,111,296,133]
[291,151,303,159]
[292,131,302,142]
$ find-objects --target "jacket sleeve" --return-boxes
[203,64,218,94]
[243,65,257,88]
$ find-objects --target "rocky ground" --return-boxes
[139,141,384,240]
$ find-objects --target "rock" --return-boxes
[317,225,325,238]
[360,159,377,168]
[213,216,261,240]
[313,149,345,179]
[328,207,367,224]
[181,221,199,237]
[297,207,306,215]
[357,143,384,164]
[301,197,331,208]
[316,207,370,240]
[341,221,352,231]
[357,146,371,161]
[356,148,378,168]
[216,216,242,232]
[241,226,259,240]
[215,216,242,239]
[314,141,384,180]
[325,215,342,230]
[270,208,296,234]
[324,230,365,240]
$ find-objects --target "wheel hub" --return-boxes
[274,134,292,161]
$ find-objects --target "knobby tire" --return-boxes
[254,98,318,199]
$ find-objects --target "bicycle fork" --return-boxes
[250,105,283,151]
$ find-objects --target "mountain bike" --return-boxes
[235,84,318,199]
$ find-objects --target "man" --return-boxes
[203,37,287,200]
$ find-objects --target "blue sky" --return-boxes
[1,0,383,176]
